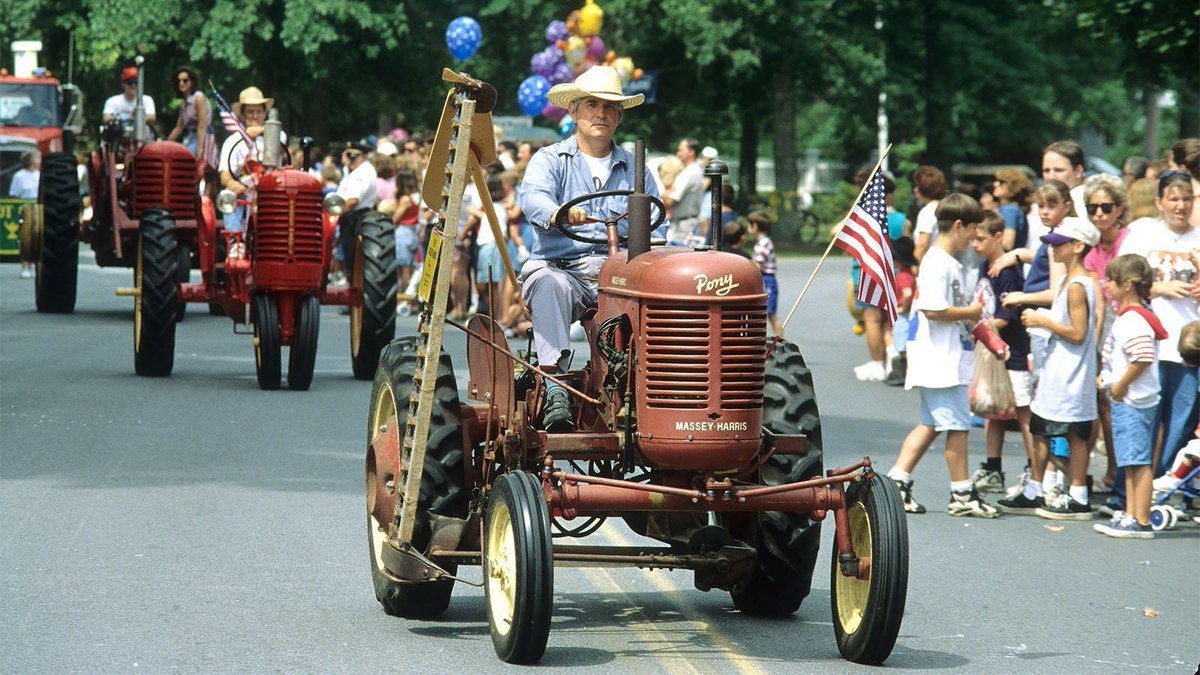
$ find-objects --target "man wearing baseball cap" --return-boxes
[102,65,157,132]
[517,65,669,432]
[335,140,378,278]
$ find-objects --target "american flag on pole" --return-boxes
[210,85,256,158]
[834,168,898,322]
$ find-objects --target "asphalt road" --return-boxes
[2,252,1196,673]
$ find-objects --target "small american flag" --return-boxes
[210,85,255,159]
[835,168,898,322]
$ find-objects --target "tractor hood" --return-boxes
[600,247,765,303]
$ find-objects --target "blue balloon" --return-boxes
[517,75,551,117]
[446,16,482,61]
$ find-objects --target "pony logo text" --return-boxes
[693,273,739,297]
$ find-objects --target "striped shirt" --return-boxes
[1100,308,1161,409]
[753,235,778,275]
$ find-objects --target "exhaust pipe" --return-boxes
[704,158,728,249]
[133,55,146,144]
[262,109,282,168]
[626,139,650,261]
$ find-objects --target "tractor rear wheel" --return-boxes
[253,294,281,390]
[832,474,908,664]
[133,209,178,377]
[35,152,80,314]
[729,338,823,616]
[485,471,553,665]
[366,336,466,618]
[350,211,397,380]
[287,294,320,391]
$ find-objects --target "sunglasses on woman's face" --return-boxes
[1086,202,1116,215]
[177,77,190,84]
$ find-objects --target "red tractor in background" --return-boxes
[364,73,908,667]
[2,40,83,275]
[131,109,398,389]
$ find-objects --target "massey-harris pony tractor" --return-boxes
[138,109,398,390]
[364,71,909,665]
[25,55,203,333]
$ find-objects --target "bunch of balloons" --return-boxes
[516,0,645,123]
[445,16,482,61]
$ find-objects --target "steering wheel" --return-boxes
[552,189,666,245]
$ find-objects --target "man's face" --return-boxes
[121,80,137,99]
[517,143,533,162]
[573,97,622,143]
[241,104,267,125]
[1042,151,1081,188]
[343,150,363,169]
[676,140,695,162]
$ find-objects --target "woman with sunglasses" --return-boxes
[1080,175,1130,495]
[166,66,216,171]
[1118,169,1199,480]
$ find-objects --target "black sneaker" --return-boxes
[891,477,926,514]
[997,492,1044,514]
[884,356,907,386]
[947,488,1000,518]
[1035,493,1094,521]
[541,388,574,433]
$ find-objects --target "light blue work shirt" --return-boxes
[518,135,669,261]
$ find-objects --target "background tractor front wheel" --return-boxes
[35,152,80,314]
[133,209,178,377]
[287,294,320,391]
[350,211,397,379]
[365,337,466,619]
[832,474,909,665]
[485,471,553,665]
[253,294,281,390]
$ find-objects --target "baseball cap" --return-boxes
[701,146,719,160]
[121,66,138,82]
[1041,216,1099,246]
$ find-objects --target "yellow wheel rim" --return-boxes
[835,500,872,635]
[367,381,397,570]
[134,235,144,351]
[350,241,363,356]
[486,498,517,638]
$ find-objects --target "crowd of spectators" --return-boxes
[859,138,1200,539]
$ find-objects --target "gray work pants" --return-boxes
[519,255,605,371]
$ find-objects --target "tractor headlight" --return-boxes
[216,189,238,215]
[322,193,345,216]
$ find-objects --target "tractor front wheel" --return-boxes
[485,471,553,665]
[133,209,178,377]
[729,338,824,616]
[35,152,80,313]
[366,336,466,618]
[287,294,320,391]
[350,211,397,379]
[832,474,908,664]
[253,294,281,390]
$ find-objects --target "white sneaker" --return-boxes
[19,267,34,279]
[854,360,886,382]
[228,241,246,259]
[1006,470,1031,498]
[972,468,1006,494]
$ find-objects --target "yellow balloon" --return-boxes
[565,35,587,68]
[579,0,604,37]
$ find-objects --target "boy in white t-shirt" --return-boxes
[887,194,998,518]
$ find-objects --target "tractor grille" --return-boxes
[132,155,196,218]
[642,303,766,410]
[254,189,323,264]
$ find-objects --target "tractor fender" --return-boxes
[197,195,217,273]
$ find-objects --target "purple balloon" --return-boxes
[546,45,565,65]
[548,62,575,85]
[530,50,555,78]
[545,20,568,44]
[586,36,606,62]
[541,103,566,122]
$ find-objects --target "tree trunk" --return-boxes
[738,95,759,201]
[770,54,799,242]
[1144,86,1159,160]
[921,0,948,168]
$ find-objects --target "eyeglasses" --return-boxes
[177,77,190,84]
[1086,202,1116,215]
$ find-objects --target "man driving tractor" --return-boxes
[517,65,668,433]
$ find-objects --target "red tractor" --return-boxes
[2,40,83,286]
[364,74,908,667]
[139,111,398,389]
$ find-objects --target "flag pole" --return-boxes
[778,144,893,335]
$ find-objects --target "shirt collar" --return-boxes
[558,135,627,169]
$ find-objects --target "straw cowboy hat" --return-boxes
[547,66,644,110]
[232,86,274,116]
